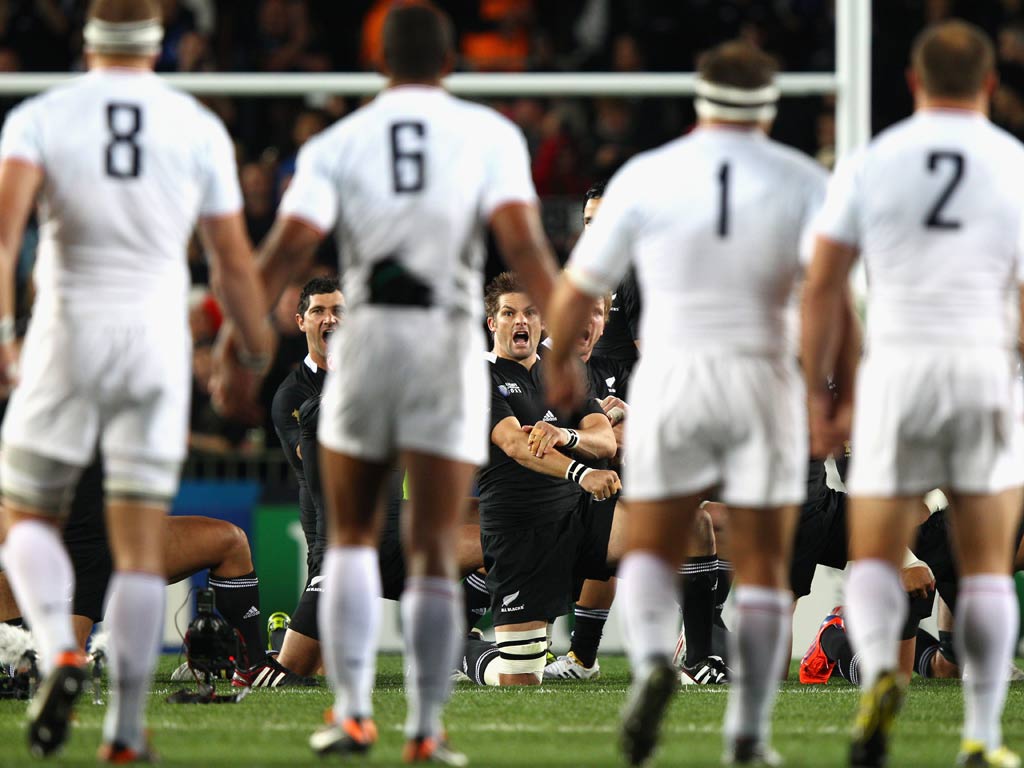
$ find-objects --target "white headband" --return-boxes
[693,78,779,122]
[83,18,164,55]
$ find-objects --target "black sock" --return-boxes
[714,559,733,630]
[938,629,958,667]
[914,628,941,678]
[462,572,490,631]
[569,606,608,668]
[461,633,500,686]
[820,624,858,684]
[680,556,718,665]
[209,571,265,665]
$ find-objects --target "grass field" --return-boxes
[0,655,1020,767]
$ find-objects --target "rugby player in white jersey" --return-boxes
[0,0,273,760]
[237,3,558,763]
[803,21,1024,768]
[544,41,827,766]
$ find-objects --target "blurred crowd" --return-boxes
[4,0,1024,455]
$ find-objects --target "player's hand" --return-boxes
[210,326,264,424]
[600,395,628,425]
[544,356,588,413]
[0,339,18,398]
[580,469,622,501]
[808,388,849,459]
[523,421,565,457]
[900,562,935,599]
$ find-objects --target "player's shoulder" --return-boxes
[760,136,829,185]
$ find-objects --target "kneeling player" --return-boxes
[478,273,623,686]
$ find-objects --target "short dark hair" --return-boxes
[484,271,526,320]
[583,180,607,212]
[382,2,453,81]
[88,0,160,23]
[697,40,778,90]
[297,276,341,316]
[911,20,995,99]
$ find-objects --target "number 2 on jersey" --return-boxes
[390,121,426,193]
[924,151,964,230]
[105,103,142,179]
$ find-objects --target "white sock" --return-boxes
[723,586,791,745]
[318,546,381,722]
[0,520,75,674]
[845,559,906,689]
[401,576,463,739]
[956,574,1018,750]
[618,552,677,676]
[102,572,164,752]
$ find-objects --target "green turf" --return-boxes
[0,655,1017,766]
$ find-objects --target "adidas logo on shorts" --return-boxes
[243,606,260,620]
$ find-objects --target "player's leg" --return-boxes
[399,450,475,750]
[721,505,798,758]
[845,498,920,685]
[312,447,390,754]
[618,495,704,765]
[845,496,920,768]
[678,507,727,682]
[0,448,87,757]
[494,619,549,686]
[544,577,614,679]
[101,479,172,762]
[947,487,1023,759]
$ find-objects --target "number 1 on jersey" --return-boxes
[717,162,730,238]
[390,121,426,194]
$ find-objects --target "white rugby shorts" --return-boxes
[625,351,807,507]
[847,346,1024,496]
[318,308,489,466]
[1,311,190,497]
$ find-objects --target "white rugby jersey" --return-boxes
[567,126,827,355]
[816,109,1024,349]
[0,68,241,317]
[279,86,536,320]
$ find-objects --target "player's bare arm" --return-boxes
[201,213,275,366]
[0,159,42,393]
[490,202,559,314]
[524,411,616,461]
[800,235,858,458]
[256,215,323,311]
[491,416,621,500]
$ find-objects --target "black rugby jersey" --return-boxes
[591,268,640,369]
[271,356,327,549]
[478,355,603,534]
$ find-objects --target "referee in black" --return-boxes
[479,271,623,686]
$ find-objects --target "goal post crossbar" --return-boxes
[0,71,838,98]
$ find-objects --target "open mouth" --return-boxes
[579,329,591,345]
[322,328,334,344]
[512,329,530,347]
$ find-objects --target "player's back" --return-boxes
[836,111,1024,349]
[287,87,531,321]
[0,69,238,316]
[603,127,826,356]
